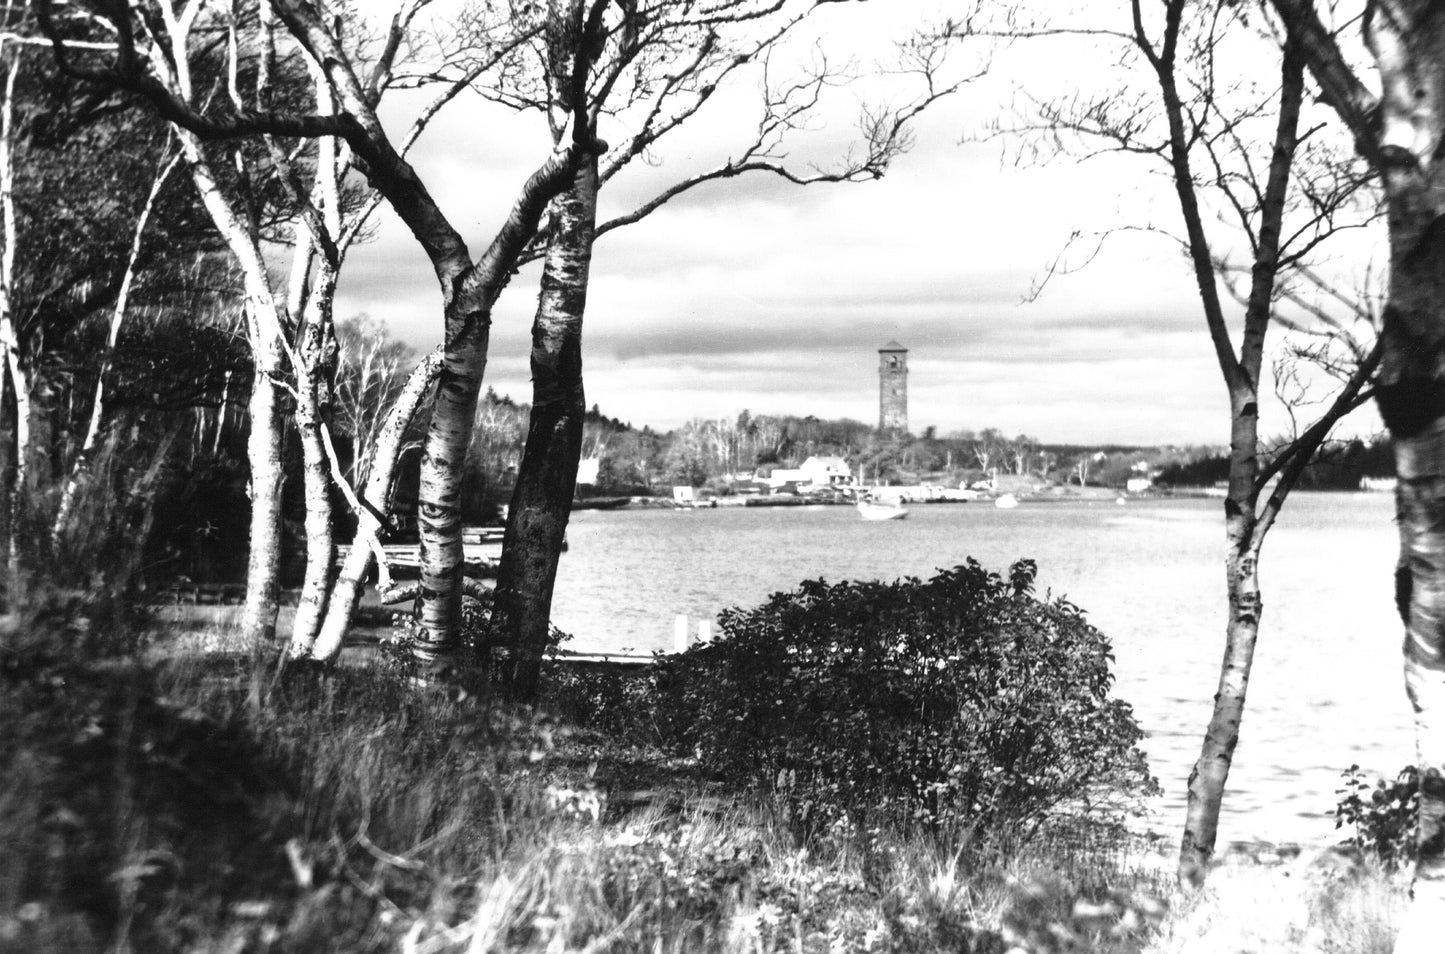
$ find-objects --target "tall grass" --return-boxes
[4,606,1418,953]
[1144,848,1406,954]
[2,611,1183,954]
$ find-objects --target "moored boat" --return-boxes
[857,499,908,521]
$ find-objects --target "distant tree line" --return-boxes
[1155,438,1395,491]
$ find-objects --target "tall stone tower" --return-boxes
[878,341,908,434]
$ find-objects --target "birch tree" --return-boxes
[36,0,549,657]
[310,348,441,659]
[0,42,27,580]
[332,315,418,487]
[52,146,182,543]
[38,0,322,643]
[40,0,981,669]
[0,27,194,587]
[1265,1,1445,946]
[473,2,986,697]
[1121,4,1380,887]
[999,0,1382,886]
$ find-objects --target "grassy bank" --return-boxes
[0,604,1413,952]
[0,618,1176,953]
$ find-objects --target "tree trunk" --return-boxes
[410,144,587,664]
[310,350,441,661]
[491,157,598,699]
[1180,488,1263,884]
[1,324,27,580]
[238,335,286,646]
[287,394,334,656]
[54,152,179,542]
[171,127,295,649]
[1371,22,1445,947]
[0,49,21,583]
[1148,12,1303,886]
[412,309,489,663]
[285,265,339,658]
[1392,458,1445,951]
[1349,6,1445,947]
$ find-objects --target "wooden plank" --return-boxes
[551,651,657,668]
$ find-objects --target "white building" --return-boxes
[766,456,853,490]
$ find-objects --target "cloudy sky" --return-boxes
[334,1,1383,447]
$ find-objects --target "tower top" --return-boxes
[878,342,908,433]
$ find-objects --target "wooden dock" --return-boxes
[550,650,658,669]
[336,527,510,576]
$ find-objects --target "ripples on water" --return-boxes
[551,493,1411,846]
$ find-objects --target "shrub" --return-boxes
[1335,763,1418,868]
[649,559,1157,844]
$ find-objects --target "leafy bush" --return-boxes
[382,588,570,682]
[540,659,657,734]
[649,560,1157,843]
[1335,763,1418,868]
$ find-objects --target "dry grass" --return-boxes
[1144,847,1407,954]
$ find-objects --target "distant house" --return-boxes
[800,456,853,486]
[1126,461,1155,494]
[765,456,852,491]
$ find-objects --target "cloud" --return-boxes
[332,2,1379,448]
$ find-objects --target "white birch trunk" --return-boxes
[413,313,487,662]
[492,156,598,698]
[173,129,291,647]
[0,324,27,578]
[1365,6,1445,947]
[0,47,23,580]
[121,8,297,647]
[237,322,286,645]
[1273,2,1445,944]
[285,264,338,658]
[411,139,586,663]
[311,350,441,661]
[53,151,181,542]
[1157,18,1304,885]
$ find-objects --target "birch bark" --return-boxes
[310,350,441,660]
[1174,36,1303,883]
[491,156,597,698]
[34,0,956,665]
[1259,2,1445,943]
[53,150,181,541]
[171,132,289,645]
[1074,1,1379,884]
[281,57,346,657]
[408,133,591,665]
[286,259,339,656]
[0,47,23,581]
[1363,6,1445,945]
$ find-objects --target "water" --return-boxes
[551,492,1414,846]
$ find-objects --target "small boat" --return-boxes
[857,499,909,521]
[994,494,1019,510]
